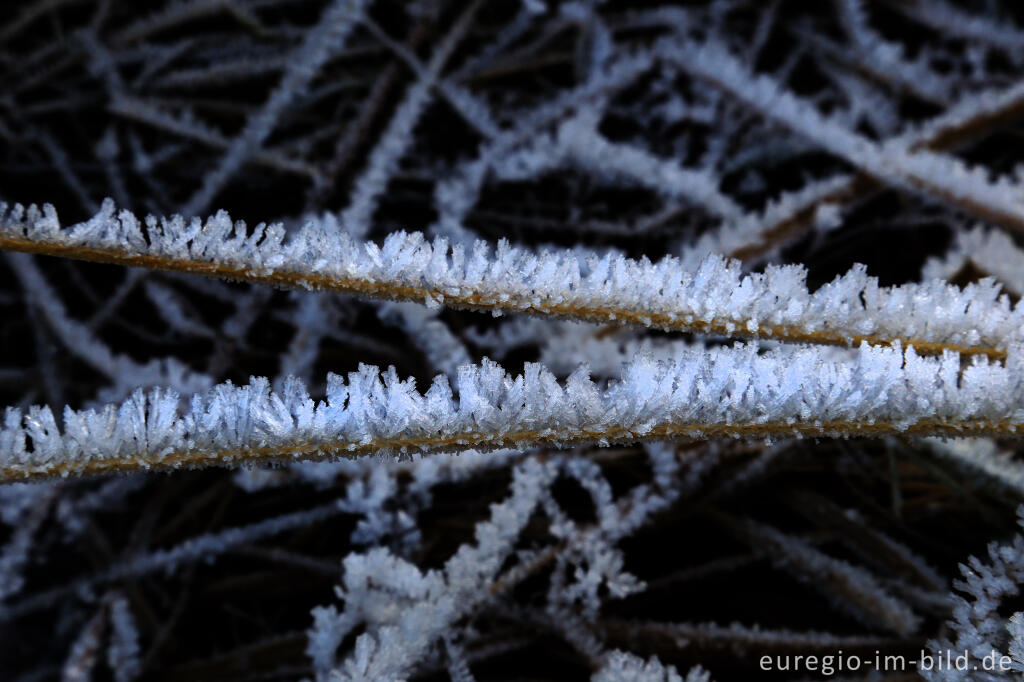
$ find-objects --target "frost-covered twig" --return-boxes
[109,96,319,179]
[4,252,214,403]
[106,593,141,682]
[835,0,954,104]
[2,498,352,621]
[922,508,1024,681]
[335,1,479,240]
[718,514,921,635]
[182,0,368,215]
[61,606,106,682]
[1,201,1019,359]
[494,108,745,222]
[925,438,1024,498]
[886,0,1024,56]
[599,618,911,654]
[308,458,556,680]
[923,225,1024,299]
[2,342,1024,482]
[661,39,1024,239]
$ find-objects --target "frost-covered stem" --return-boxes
[36,132,99,215]
[717,513,921,635]
[0,236,1007,358]
[6,252,129,378]
[542,112,745,220]
[727,174,875,263]
[109,96,319,179]
[61,606,105,682]
[922,510,1024,680]
[598,618,912,652]
[377,302,471,380]
[5,417,1018,484]
[307,17,432,208]
[3,342,1024,482]
[886,0,1024,55]
[666,39,1024,234]
[834,0,952,104]
[4,252,213,402]
[430,50,658,243]
[923,226,1024,299]
[673,45,1024,259]
[106,593,141,682]
[337,0,480,240]
[308,458,555,679]
[0,0,85,45]
[275,293,334,387]
[736,120,1024,265]
[2,500,351,621]
[182,0,368,215]
[2,203,1018,360]
[112,0,249,44]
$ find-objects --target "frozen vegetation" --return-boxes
[3,1,1024,680]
